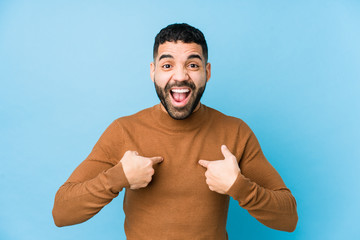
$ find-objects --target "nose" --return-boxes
[172,66,189,82]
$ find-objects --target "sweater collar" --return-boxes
[151,103,207,131]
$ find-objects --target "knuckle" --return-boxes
[144,159,152,167]
[125,150,137,157]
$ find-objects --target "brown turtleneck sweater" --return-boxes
[52,104,298,239]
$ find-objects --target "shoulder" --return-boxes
[204,105,247,127]
[112,105,156,127]
[204,105,254,138]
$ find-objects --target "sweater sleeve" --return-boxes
[52,120,130,227]
[226,123,298,232]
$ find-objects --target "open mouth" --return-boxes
[170,87,191,107]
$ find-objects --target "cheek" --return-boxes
[189,72,207,87]
[154,71,171,87]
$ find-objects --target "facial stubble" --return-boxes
[154,79,206,120]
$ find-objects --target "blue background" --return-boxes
[1,0,359,239]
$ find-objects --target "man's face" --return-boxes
[150,41,211,120]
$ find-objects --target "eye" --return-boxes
[188,63,199,69]
[162,64,172,69]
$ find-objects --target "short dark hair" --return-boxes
[153,23,208,62]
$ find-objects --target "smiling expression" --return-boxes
[151,41,211,120]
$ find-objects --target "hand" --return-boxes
[198,145,240,194]
[120,150,163,189]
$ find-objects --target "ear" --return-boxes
[150,62,155,83]
[205,62,211,82]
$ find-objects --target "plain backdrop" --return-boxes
[1,0,359,239]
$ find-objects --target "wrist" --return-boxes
[105,162,130,192]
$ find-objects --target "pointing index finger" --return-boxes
[150,156,164,165]
[198,160,210,168]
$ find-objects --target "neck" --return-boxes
[152,103,207,131]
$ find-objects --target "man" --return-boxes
[53,23,298,239]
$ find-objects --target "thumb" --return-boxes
[198,160,210,168]
[221,145,234,160]
[150,156,164,165]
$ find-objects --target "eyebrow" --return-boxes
[158,54,203,62]
[188,54,203,61]
[159,54,173,61]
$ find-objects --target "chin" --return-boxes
[165,102,195,120]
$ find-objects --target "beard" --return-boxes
[154,79,206,120]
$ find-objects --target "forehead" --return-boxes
[156,41,204,61]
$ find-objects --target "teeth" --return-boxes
[171,88,190,93]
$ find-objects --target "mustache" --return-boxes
[164,80,196,92]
